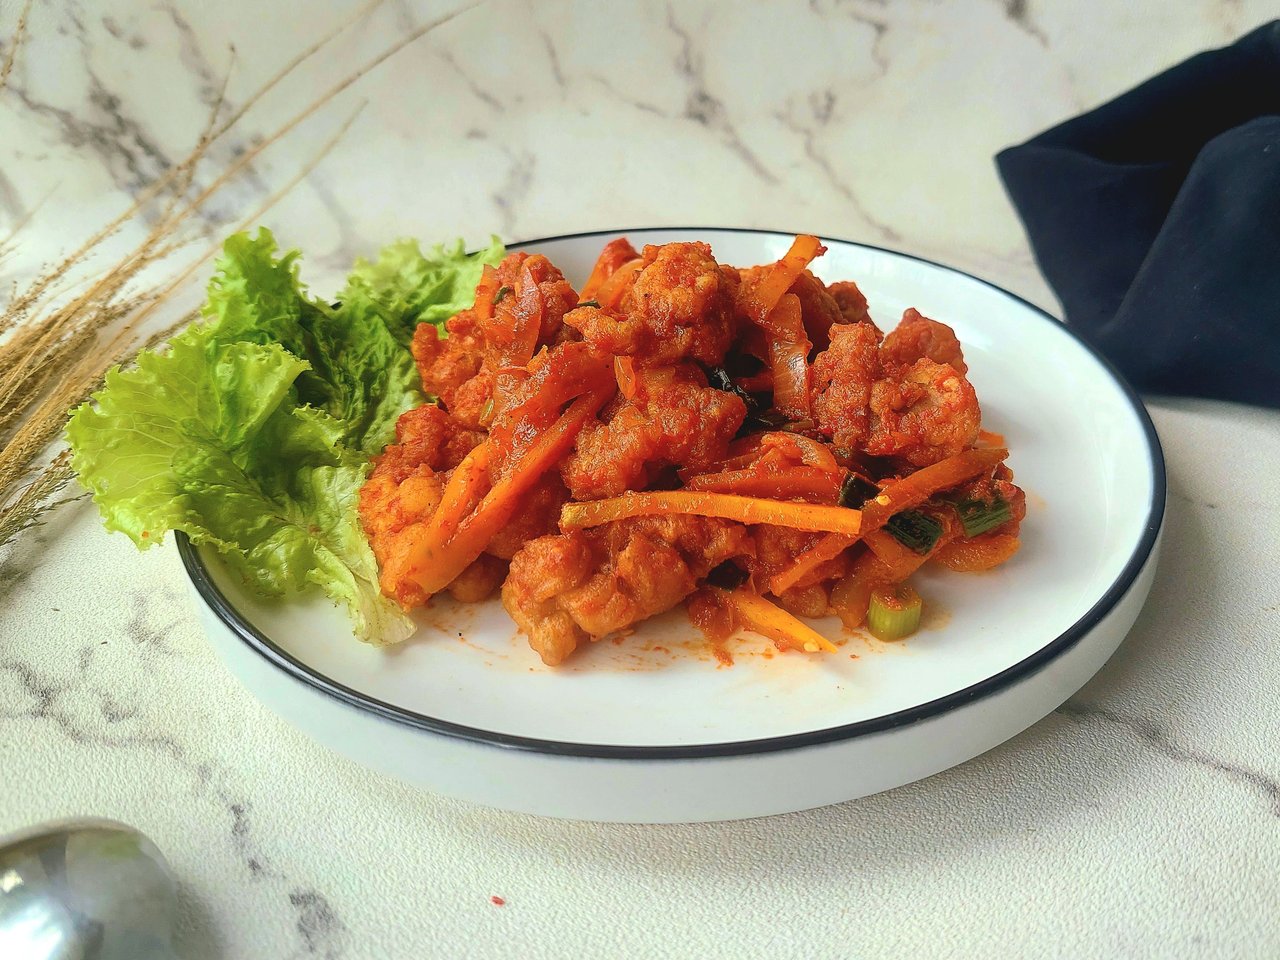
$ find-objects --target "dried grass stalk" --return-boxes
[0,0,482,548]
[0,451,75,549]
[0,0,33,94]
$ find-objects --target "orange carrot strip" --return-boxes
[406,390,610,595]
[614,356,637,400]
[768,532,857,595]
[423,444,493,545]
[472,264,501,324]
[743,234,825,321]
[596,257,643,309]
[560,491,861,535]
[715,587,839,654]
[684,466,841,503]
[862,447,1009,527]
[580,237,640,300]
[769,448,1003,594]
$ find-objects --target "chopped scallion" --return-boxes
[884,509,943,554]
[494,285,513,304]
[838,474,879,509]
[575,299,601,309]
[955,497,1012,538]
[867,583,922,641]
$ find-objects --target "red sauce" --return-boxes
[490,896,505,906]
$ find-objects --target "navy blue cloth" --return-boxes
[996,21,1280,407]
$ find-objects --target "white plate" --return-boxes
[180,228,1165,823]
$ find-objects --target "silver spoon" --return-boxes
[0,818,176,960]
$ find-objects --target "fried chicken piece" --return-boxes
[867,358,981,466]
[748,524,852,590]
[485,473,568,560]
[814,320,980,466]
[411,253,581,428]
[881,307,967,374]
[812,322,883,452]
[827,281,875,329]
[562,364,746,499]
[381,403,486,475]
[446,554,508,603]
[486,252,580,347]
[412,310,485,420]
[503,516,752,665]
[789,271,846,352]
[359,466,443,572]
[357,405,484,606]
[565,242,736,366]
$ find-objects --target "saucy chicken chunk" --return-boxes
[566,242,736,366]
[562,364,746,499]
[813,313,980,466]
[503,516,752,665]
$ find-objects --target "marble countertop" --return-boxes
[3,1,1280,957]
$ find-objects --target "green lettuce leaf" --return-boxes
[342,235,505,344]
[68,228,500,646]
[67,325,414,644]
[201,228,420,455]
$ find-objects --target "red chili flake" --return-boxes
[490,896,505,907]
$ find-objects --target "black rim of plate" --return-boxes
[176,226,1167,761]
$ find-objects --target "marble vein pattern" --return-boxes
[0,528,353,959]
[4,0,1280,956]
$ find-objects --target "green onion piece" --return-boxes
[839,474,879,509]
[884,509,943,554]
[867,584,922,642]
[955,496,1012,538]
[479,397,495,423]
[494,285,513,304]
[575,299,601,309]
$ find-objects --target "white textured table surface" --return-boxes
[3,2,1280,957]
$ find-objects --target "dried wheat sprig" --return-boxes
[0,324,99,441]
[0,451,75,548]
[0,0,484,546]
[0,98,362,505]
[0,0,33,94]
[131,99,368,337]
[0,0,383,325]
[1,90,360,448]
[144,0,482,250]
[0,250,156,412]
[0,184,54,268]
[2,0,472,401]
[0,303,199,505]
[209,0,386,145]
